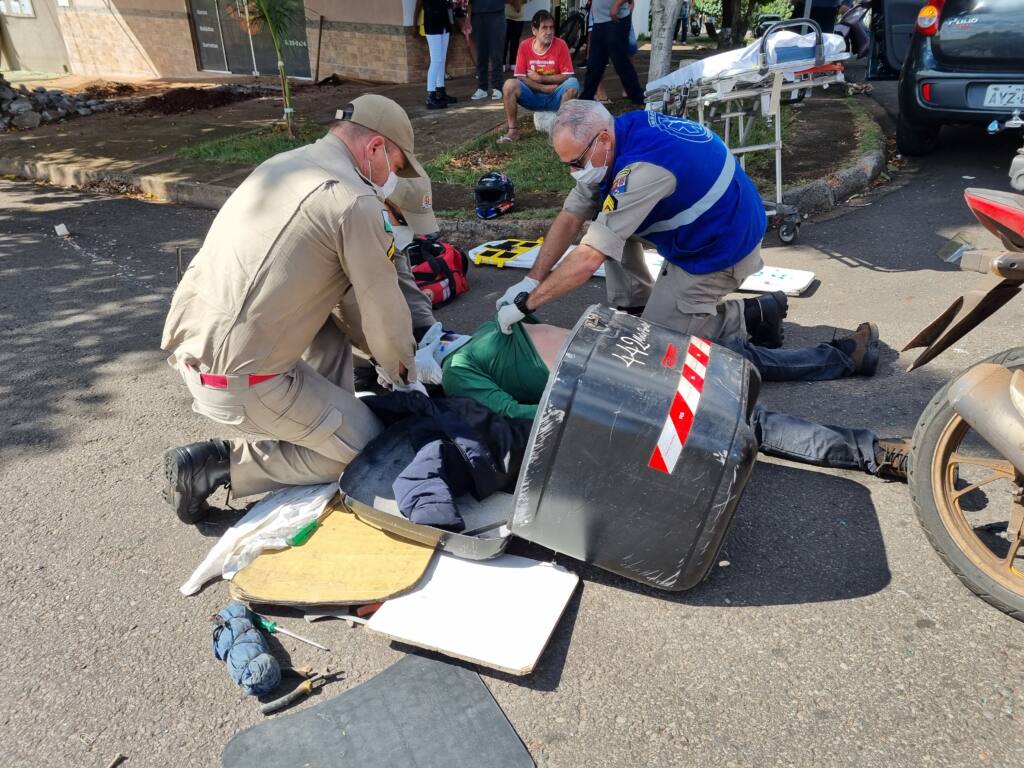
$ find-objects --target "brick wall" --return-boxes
[56,0,198,78]
[314,22,475,85]
[50,0,480,84]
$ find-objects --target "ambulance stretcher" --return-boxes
[644,20,852,243]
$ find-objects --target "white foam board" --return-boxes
[366,553,579,675]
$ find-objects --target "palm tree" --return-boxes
[228,0,303,138]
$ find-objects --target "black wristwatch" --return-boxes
[513,291,532,315]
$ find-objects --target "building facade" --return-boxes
[0,0,513,84]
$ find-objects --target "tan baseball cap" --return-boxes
[336,94,427,180]
[389,176,438,235]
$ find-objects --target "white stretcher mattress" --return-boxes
[646,31,848,93]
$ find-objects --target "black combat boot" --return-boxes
[875,437,911,482]
[426,90,447,110]
[163,439,232,524]
[829,321,880,376]
[743,291,788,348]
[437,87,458,104]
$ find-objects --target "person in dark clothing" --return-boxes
[416,0,458,109]
[441,315,911,480]
[504,0,527,71]
[469,0,507,100]
[580,0,645,105]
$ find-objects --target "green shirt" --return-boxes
[441,317,549,421]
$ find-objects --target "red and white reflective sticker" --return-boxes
[648,337,711,474]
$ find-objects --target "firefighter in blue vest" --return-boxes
[496,100,785,345]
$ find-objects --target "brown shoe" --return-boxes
[831,321,880,376]
[875,437,910,481]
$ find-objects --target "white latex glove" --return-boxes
[376,365,430,396]
[495,276,539,310]
[415,346,444,385]
[497,302,526,334]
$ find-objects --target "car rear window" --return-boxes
[943,0,1024,14]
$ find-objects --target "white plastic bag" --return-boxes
[179,483,336,596]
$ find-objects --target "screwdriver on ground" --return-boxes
[253,613,330,652]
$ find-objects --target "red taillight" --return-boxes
[921,83,932,101]
[916,0,945,36]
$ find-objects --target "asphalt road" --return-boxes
[2,89,1024,768]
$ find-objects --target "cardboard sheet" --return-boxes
[230,510,436,608]
[367,553,579,675]
[468,238,815,295]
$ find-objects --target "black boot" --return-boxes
[164,439,231,524]
[426,90,447,110]
[743,291,788,348]
[828,321,880,376]
[874,437,910,481]
[438,87,458,104]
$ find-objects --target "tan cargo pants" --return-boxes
[605,239,763,338]
[178,321,383,497]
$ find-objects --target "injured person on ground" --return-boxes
[441,314,911,481]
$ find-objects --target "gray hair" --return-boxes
[551,100,614,144]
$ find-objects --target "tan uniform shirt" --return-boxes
[161,133,415,380]
[561,162,677,260]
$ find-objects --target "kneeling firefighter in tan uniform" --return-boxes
[161,95,428,523]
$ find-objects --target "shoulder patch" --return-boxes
[611,168,630,195]
[386,240,396,261]
[421,193,432,210]
[381,209,394,234]
[602,195,618,213]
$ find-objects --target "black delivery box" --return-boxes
[340,305,760,591]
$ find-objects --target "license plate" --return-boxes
[984,84,1024,108]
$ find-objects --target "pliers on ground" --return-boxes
[259,666,343,715]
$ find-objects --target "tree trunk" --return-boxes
[647,0,685,84]
[267,30,295,138]
[718,0,740,48]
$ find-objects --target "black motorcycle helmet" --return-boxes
[474,172,515,219]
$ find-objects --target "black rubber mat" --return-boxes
[222,654,534,768]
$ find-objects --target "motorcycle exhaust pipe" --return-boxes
[948,363,1024,477]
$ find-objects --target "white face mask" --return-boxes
[366,144,398,201]
[569,139,609,186]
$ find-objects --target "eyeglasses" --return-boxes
[567,132,602,171]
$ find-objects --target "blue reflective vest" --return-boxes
[599,111,766,275]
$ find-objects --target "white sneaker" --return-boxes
[491,89,501,100]
[471,88,488,100]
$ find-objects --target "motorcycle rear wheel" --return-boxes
[909,346,1024,620]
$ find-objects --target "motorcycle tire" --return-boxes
[909,346,1024,620]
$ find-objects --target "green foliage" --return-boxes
[177,125,319,164]
[226,0,302,37]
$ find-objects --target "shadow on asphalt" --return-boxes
[0,183,208,466]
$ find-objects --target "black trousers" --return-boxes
[505,19,524,67]
[473,10,506,91]
[581,15,644,103]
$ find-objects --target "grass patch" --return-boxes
[435,206,561,221]
[848,97,884,154]
[177,123,319,164]
[426,124,574,196]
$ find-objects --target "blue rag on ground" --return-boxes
[212,602,281,696]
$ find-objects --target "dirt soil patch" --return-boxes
[80,81,140,100]
[137,87,256,115]
[777,93,858,185]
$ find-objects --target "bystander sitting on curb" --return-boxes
[499,9,579,143]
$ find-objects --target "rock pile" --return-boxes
[0,73,112,131]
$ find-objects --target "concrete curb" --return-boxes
[0,140,886,231]
[0,156,235,209]
[781,148,886,216]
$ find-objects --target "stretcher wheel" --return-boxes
[778,222,798,244]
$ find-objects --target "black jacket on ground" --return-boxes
[362,393,534,531]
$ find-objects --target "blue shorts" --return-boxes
[516,77,580,112]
